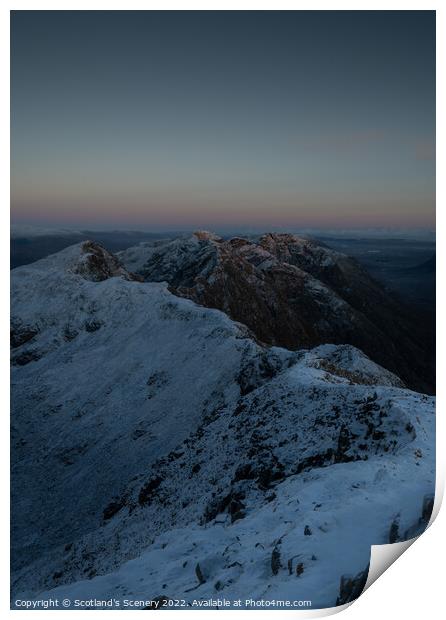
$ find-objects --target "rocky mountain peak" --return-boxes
[73,241,142,282]
[259,231,310,250]
[193,230,222,242]
[259,232,337,266]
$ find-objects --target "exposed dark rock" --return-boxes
[421,494,434,523]
[168,450,184,461]
[335,425,353,463]
[389,516,400,543]
[57,443,89,466]
[403,493,436,539]
[236,353,284,396]
[233,463,255,482]
[336,565,369,605]
[227,491,246,523]
[296,449,334,474]
[232,401,248,417]
[146,371,169,398]
[10,321,38,348]
[256,463,286,489]
[287,554,302,575]
[103,496,126,521]
[132,428,149,440]
[195,563,206,584]
[271,546,281,575]
[138,476,163,506]
[12,349,42,366]
[63,325,78,341]
[296,562,304,576]
[85,319,103,333]
[203,489,246,523]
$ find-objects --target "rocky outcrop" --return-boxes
[73,241,142,282]
[10,319,39,349]
[336,565,369,605]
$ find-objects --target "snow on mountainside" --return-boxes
[11,241,435,609]
[118,232,433,394]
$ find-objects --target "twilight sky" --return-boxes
[11,10,435,231]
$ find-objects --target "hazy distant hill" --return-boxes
[10,230,179,269]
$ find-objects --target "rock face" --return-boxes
[119,232,433,393]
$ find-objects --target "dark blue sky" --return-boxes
[11,11,435,230]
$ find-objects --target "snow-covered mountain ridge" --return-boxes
[119,232,433,393]
[11,241,435,609]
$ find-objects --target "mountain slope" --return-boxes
[10,242,293,592]
[118,232,433,393]
[11,241,435,608]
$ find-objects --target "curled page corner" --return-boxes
[287,485,442,618]
[308,531,430,617]
[360,483,443,600]
[310,487,442,617]
[364,538,417,593]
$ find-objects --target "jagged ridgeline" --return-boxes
[11,239,434,609]
[119,231,434,394]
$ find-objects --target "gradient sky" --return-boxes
[11,10,435,231]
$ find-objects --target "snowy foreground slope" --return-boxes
[11,242,435,609]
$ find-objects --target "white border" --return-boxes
[2,2,443,618]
